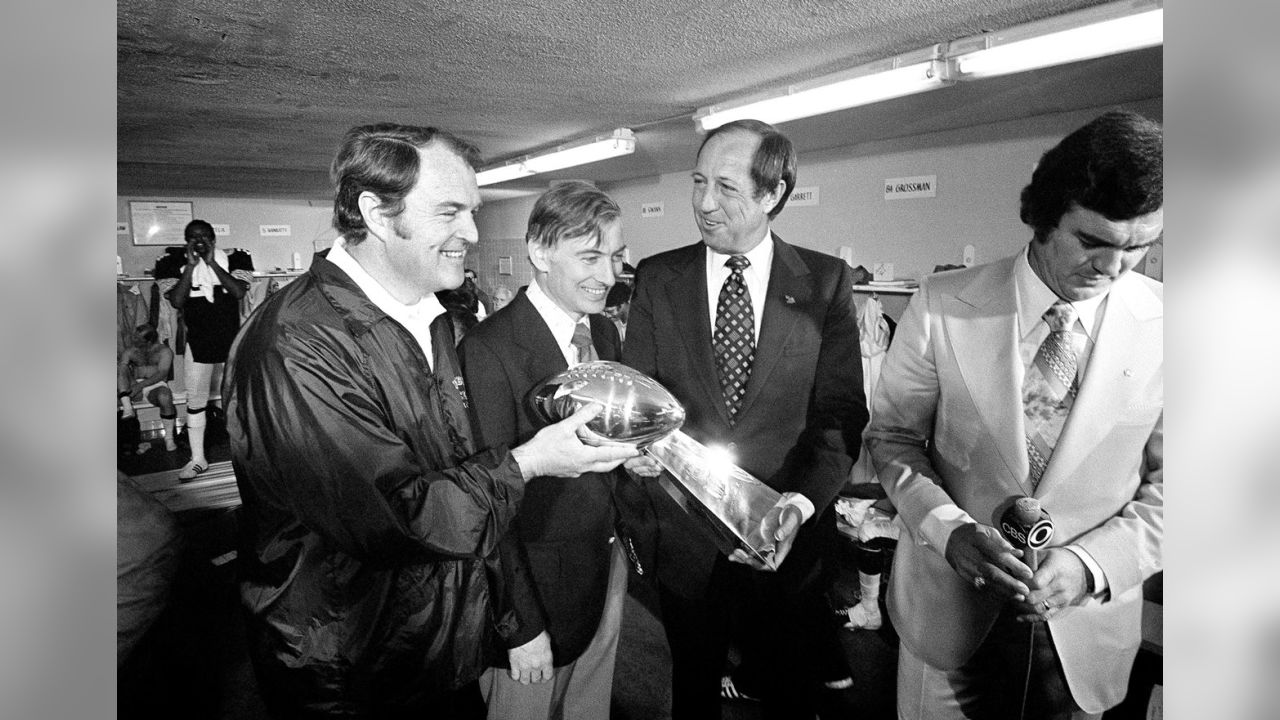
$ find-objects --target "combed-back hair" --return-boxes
[331,123,481,244]
[698,119,797,219]
[526,180,621,250]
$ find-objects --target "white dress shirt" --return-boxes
[705,231,773,340]
[526,279,590,367]
[326,237,447,369]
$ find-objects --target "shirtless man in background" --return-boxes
[117,323,179,452]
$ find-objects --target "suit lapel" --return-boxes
[590,314,620,362]
[664,245,730,425]
[1036,274,1162,495]
[944,258,1030,493]
[737,235,804,418]
[509,293,569,380]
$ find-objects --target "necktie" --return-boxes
[1023,301,1082,488]
[713,255,755,422]
[571,321,597,364]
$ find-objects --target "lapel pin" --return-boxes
[784,295,795,305]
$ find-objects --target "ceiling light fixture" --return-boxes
[949,0,1163,80]
[475,128,636,186]
[692,46,952,133]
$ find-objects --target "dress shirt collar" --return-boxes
[327,238,447,364]
[705,229,773,339]
[1014,245,1107,340]
[328,238,447,324]
[705,228,774,281]
[527,278,586,364]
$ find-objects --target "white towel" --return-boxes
[190,248,229,302]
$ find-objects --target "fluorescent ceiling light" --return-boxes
[951,1,1163,80]
[694,47,952,133]
[476,128,636,187]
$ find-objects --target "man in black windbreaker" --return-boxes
[223,124,637,719]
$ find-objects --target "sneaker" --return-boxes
[178,460,208,481]
[840,601,883,631]
[721,675,757,701]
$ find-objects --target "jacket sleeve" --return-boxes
[864,277,965,544]
[780,260,870,514]
[1074,412,1163,597]
[227,326,525,566]
[457,331,547,650]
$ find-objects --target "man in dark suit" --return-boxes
[459,181,637,720]
[622,119,868,719]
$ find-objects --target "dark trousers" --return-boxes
[962,607,1074,720]
[660,556,849,720]
[899,605,1075,720]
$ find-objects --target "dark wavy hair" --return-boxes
[330,123,481,244]
[1020,111,1163,241]
[526,180,621,250]
[698,119,797,219]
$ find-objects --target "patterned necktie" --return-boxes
[571,321,597,364]
[1023,301,1082,488]
[713,255,755,423]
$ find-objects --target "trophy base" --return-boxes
[646,431,781,569]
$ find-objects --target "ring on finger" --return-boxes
[1041,600,1053,611]
[972,576,987,590]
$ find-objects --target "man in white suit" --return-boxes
[866,111,1163,719]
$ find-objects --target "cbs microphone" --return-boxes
[997,497,1054,571]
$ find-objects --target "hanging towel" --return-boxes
[190,248,229,302]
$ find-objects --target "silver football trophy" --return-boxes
[530,361,783,568]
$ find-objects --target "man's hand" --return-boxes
[944,522,1034,601]
[623,454,663,478]
[511,404,639,480]
[1016,548,1090,623]
[729,501,803,570]
[507,630,554,684]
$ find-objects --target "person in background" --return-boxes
[602,280,631,340]
[437,278,482,344]
[465,268,492,320]
[490,285,515,312]
[117,323,179,453]
[223,123,636,719]
[166,219,250,479]
[866,110,1163,719]
[459,180,643,720]
[622,118,867,719]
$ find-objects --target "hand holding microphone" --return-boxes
[997,497,1054,572]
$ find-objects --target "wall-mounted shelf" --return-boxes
[117,270,305,283]
[852,283,917,295]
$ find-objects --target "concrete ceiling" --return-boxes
[117,0,1162,201]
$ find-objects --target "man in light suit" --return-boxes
[623,119,867,719]
[866,111,1163,719]
[459,181,640,719]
